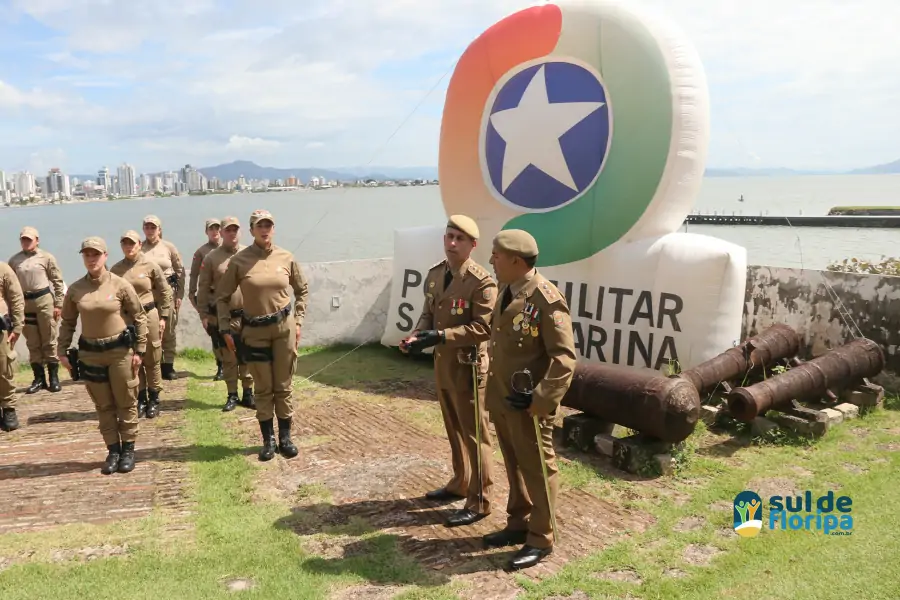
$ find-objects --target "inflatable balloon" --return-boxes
[382,0,748,371]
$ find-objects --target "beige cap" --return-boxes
[120,230,141,243]
[447,214,479,240]
[249,209,274,227]
[493,229,538,258]
[80,236,108,253]
[221,216,241,229]
[143,214,161,227]
[20,226,39,239]
[205,217,222,230]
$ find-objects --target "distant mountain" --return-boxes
[705,167,833,177]
[847,159,900,175]
[196,160,437,182]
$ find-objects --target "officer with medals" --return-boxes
[189,218,223,380]
[401,215,498,527]
[482,229,577,571]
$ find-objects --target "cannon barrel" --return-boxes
[561,362,700,443]
[726,337,885,422]
[680,324,801,394]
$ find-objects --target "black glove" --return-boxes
[407,330,444,353]
[505,390,533,411]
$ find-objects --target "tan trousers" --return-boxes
[223,314,253,395]
[437,382,494,514]
[241,315,296,421]
[138,307,162,391]
[491,407,559,549]
[163,303,178,363]
[0,331,14,409]
[80,345,139,446]
[23,293,58,364]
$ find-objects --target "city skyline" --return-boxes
[0,1,898,175]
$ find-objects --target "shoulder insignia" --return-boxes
[429,259,446,271]
[537,279,562,304]
[482,287,493,301]
[552,310,566,328]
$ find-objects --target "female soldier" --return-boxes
[111,230,173,419]
[215,210,308,461]
[141,215,185,380]
[59,237,148,475]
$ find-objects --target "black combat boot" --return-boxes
[137,389,148,418]
[213,360,224,381]
[258,419,277,461]
[223,393,239,412]
[161,363,176,380]
[102,443,121,475]
[47,362,62,392]
[277,417,299,458]
[241,387,255,409]
[1,408,19,431]
[117,441,136,473]
[26,363,47,394]
[146,389,160,419]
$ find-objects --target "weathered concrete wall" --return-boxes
[742,265,900,389]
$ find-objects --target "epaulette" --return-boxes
[467,262,490,280]
[537,278,563,304]
[428,259,447,271]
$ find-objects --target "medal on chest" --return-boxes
[451,299,469,315]
[512,303,540,337]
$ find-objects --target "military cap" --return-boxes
[205,217,222,230]
[20,226,39,239]
[143,214,162,227]
[221,216,241,229]
[493,229,538,258]
[249,209,275,227]
[120,230,141,243]
[80,236,107,253]
[447,214,479,240]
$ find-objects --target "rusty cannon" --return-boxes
[679,323,801,395]
[561,362,701,443]
[726,337,885,422]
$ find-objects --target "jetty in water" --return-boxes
[683,214,900,228]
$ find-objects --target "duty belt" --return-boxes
[23,287,51,300]
[78,329,134,352]
[143,301,156,312]
[243,304,290,327]
[207,304,243,319]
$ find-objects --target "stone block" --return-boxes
[563,414,615,452]
[820,408,844,426]
[700,405,720,427]
[767,412,827,437]
[595,433,616,457]
[751,417,778,437]
[834,403,860,420]
[840,383,884,408]
[612,434,673,476]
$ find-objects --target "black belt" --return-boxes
[207,305,244,319]
[243,304,290,327]
[143,302,156,312]
[24,287,51,300]
[78,329,133,352]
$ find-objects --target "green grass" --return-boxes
[2,346,899,599]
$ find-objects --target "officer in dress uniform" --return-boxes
[141,215,185,380]
[0,260,25,432]
[189,218,223,380]
[215,210,308,461]
[400,215,498,528]
[197,216,254,412]
[482,229,577,572]
[8,227,66,394]
[58,237,148,475]
[111,230,173,419]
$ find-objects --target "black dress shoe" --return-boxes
[505,545,552,571]
[445,508,487,528]
[424,487,465,502]
[482,528,528,548]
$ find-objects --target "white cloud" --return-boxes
[2,0,899,172]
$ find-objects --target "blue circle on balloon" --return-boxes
[483,59,612,212]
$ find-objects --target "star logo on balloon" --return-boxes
[480,58,612,212]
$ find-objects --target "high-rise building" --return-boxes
[97,166,110,190]
[117,163,136,196]
[139,173,151,194]
[15,172,36,198]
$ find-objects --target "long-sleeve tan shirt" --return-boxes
[189,240,221,305]
[141,238,185,302]
[8,248,65,307]
[0,262,25,335]
[197,243,245,320]
[110,253,173,317]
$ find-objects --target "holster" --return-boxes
[166,273,179,293]
[0,314,10,332]
[242,344,273,363]
[206,323,225,349]
[66,348,80,381]
[233,333,247,365]
[80,362,109,383]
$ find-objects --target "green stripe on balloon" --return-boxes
[503,20,673,267]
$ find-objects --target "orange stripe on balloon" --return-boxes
[438,4,562,221]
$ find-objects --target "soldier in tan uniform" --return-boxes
[216,210,307,461]
[111,230,173,419]
[482,229,577,572]
[197,216,254,412]
[141,215,185,380]
[0,261,25,432]
[189,218,223,380]
[8,226,66,394]
[401,215,498,527]
[58,237,148,475]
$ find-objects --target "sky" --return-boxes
[0,0,897,175]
